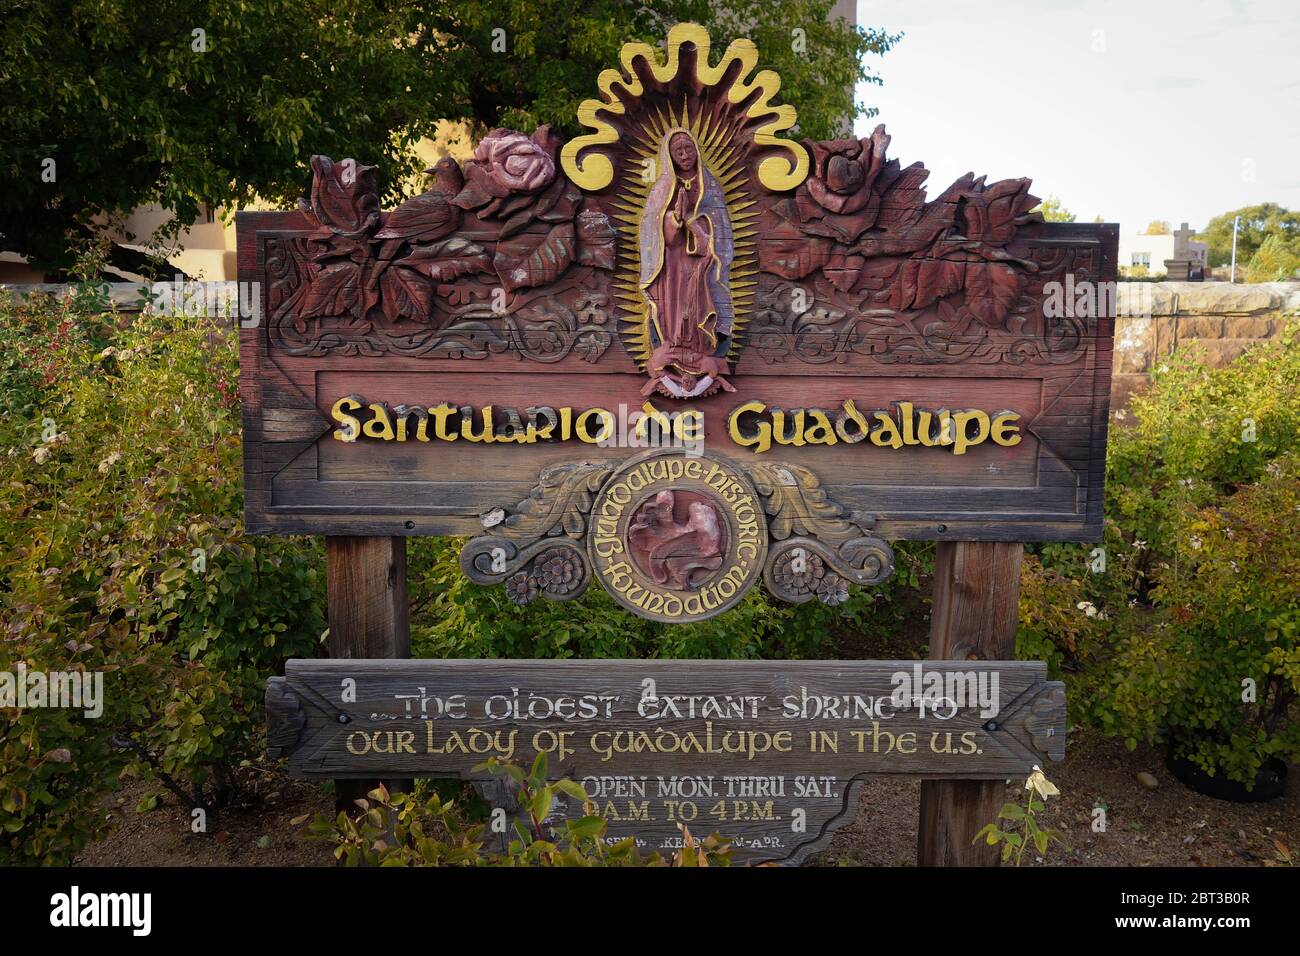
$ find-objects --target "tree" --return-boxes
[1144,220,1169,235]
[1033,196,1076,223]
[1199,204,1300,267]
[1,0,897,276]
[1245,234,1300,283]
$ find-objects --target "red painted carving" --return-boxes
[278,125,617,348]
[639,130,736,398]
[306,156,381,237]
[271,115,1078,378]
[763,124,1040,331]
[627,490,726,590]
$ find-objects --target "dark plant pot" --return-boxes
[1165,745,1287,803]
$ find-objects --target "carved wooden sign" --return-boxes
[267,659,1066,864]
[237,22,1117,621]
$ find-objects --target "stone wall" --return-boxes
[1112,282,1299,407]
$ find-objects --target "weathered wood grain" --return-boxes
[266,657,1065,864]
[237,184,1117,544]
[917,541,1026,867]
[324,536,411,809]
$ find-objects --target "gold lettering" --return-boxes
[952,410,991,455]
[362,403,396,441]
[991,411,1022,447]
[330,396,363,442]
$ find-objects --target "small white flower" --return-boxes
[32,445,50,464]
[1132,539,1147,550]
[1189,535,1202,550]
[1229,561,1240,573]
[1077,600,1098,617]
[1113,409,1127,420]
[1026,766,1060,799]
[1178,477,1195,488]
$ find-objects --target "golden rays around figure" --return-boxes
[560,22,808,193]
[609,99,759,367]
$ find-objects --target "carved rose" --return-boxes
[308,156,380,237]
[804,127,891,216]
[480,130,556,193]
[454,127,559,219]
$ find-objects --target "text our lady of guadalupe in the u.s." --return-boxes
[638,128,736,399]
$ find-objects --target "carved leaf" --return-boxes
[873,161,931,232]
[573,330,612,363]
[396,237,492,283]
[824,253,865,293]
[534,178,582,225]
[856,255,904,295]
[300,259,362,319]
[746,461,862,544]
[759,236,833,280]
[964,261,1025,329]
[379,265,435,322]
[494,221,576,292]
[575,205,617,270]
[496,462,614,541]
[894,256,965,312]
[962,177,1038,246]
[450,174,498,211]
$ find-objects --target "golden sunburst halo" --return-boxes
[610,97,759,368]
[561,22,808,193]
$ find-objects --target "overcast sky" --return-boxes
[853,0,1299,231]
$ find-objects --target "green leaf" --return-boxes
[552,779,588,802]
[567,815,606,839]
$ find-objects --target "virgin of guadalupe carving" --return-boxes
[638,129,736,398]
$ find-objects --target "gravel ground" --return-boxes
[818,730,1296,867]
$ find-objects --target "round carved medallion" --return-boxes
[588,450,766,622]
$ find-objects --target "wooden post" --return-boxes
[325,536,411,811]
[917,540,1023,866]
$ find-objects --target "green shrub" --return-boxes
[1245,234,1300,283]
[1020,327,1300,784]
[306,756,733,867]
[1142,457,1299,781]
[409,536,932,662]
[0,297,324,863]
